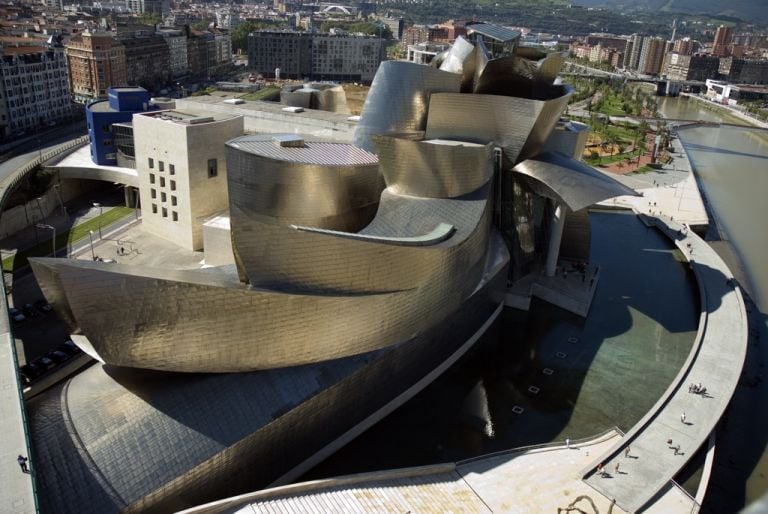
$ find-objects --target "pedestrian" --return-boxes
[624,446,630,458]
[17,455,28,473]
[681,412,686,424]
[673,445,680,455]
[615,462,620,474]
[566,438,571,449]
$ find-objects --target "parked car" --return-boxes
[19,363,43,382]
[22,303,39,318]
[8,307,25,323]
[47,350,70,364]
[31,356,55,370]
[57,340,80,355]
[34,299,52,313]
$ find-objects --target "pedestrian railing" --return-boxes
[457,426,624,466]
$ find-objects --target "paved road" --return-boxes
[583,215,749,512]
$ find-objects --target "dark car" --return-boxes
[31,356,55,370]
[22,304,39,318]
[47,350,70,364]
[57,340,80,355]
[8,307,25,323]
[19,363,43,382]
[34,299,52,313]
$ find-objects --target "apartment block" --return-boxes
[0,40,71,136]
[66,31,127,103]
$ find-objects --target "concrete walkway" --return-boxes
[602,135,709,230]
[582,214,749,512]
[180,429,696,514]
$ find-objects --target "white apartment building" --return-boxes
[0,40,71,136]
[133,110,243,250]
[157,27,189,79]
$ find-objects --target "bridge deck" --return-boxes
[582,215,749,512]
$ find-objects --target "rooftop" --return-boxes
[138,110,235,125]
[227,134,378,166]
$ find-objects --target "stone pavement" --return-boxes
[582,215,749,512]
[600,135,709,230]
[181,430,695,514]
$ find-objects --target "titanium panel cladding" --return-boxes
[373,134,495,198]
[353,61,462,153]
[512,151,639,212]
[425,89,570,168]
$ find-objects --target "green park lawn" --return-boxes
[2,207,134,272]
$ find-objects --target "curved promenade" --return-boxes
[581,213,749,512]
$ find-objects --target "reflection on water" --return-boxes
[305,211,697,479]
[660,96,768,511]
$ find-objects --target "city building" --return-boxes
[133,109,243,250]
[119,34,171,92]
[638,37,665,75]
[712,24,733,58]
[0,37,71,137]
[664,53,720,82]
[247,31,383,82]
[625,34,645,70]
[125,0,169,17]
[673,37,699,56]
[65,31,127,103]
[585,34,626,52]
[406,42,449,65]
[85,86,156,165]
[156,26,188,79]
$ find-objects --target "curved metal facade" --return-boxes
[352,61,462,153]
[425,86,573,168]
[512,151,639,212]
[373,135,495,198]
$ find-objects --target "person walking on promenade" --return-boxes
[566,438,571,449]
[624,446,630,458]
[681,412,686,424]
[615,462,620,475]
[17,455,29,473]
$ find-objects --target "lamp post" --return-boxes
[88,230,96,261]
[93,202,103,239]
[36,223,56,257]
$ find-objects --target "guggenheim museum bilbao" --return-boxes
[26,23,635,513]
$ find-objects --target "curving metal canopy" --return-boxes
[512,151,640,212]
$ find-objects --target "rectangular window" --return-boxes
[151,203,157,214]
[162,207,167,218]
[159,161,164,172]
[103,139,112,146]
[160,177,166,188]
[150,189,156,199]
[170,180,176,191]
[169,164,175,175]
[148,158,154,169]
[207,158,217,178]
[149,173,155,184]
[172,211,178,222]
[171,195,177,206]
[161,192,167,202]
[102,124,110,133]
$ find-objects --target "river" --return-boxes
[660,95,768,511]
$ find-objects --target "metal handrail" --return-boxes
[458,426,624,466]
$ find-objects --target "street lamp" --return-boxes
[93,202,103,239]
[36,223,56,257]
[88,230,96,261]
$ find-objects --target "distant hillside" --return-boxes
[574,0,768,23]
